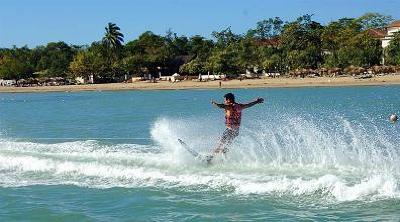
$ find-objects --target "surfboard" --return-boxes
[178,139,212,163]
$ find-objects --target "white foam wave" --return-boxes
[234,174,399,201]
[0,116,399,202]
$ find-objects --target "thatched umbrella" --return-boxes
[290,70,297,78]
[356,67,366,75]
[388,66,396,74]
[37,77,47,85]
[343,66,353,75]
[345,66,364,76]
[26,77,38,85]
[395,66,400,73]
[17,79,26,86]
[380,65,389,74]
[319,67,328,76]
[328,67,342,77]
[295,69,302,78]
[371,65,380,74]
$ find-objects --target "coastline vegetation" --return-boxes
[1,13,400,83]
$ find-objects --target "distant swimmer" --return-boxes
[390,114,398,123]
[209,93,264,162]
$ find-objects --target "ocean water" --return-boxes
[0,86,399,221]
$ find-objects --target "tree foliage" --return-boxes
[247,17,284,39]
[358,12,394,30]
[0,46,34,79]
[280,15,324,69]
[212,27,240,48]
[36,42,77,77]
[0,14,397,82]
[103,22,124,49]
[322,18,382,68]
[124,31,170,75]
[385,32,400,65]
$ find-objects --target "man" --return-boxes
[208,93,264,162]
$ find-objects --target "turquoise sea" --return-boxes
[0,86,399,221]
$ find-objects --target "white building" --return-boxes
[369,20,400,65]
[382,20,400,48]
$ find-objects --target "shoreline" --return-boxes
[1,75,400,93]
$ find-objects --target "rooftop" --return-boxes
[367,28,387,38]
[389,20,400,28]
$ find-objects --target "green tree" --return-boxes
[235,37,262,73]
[179,58,206,74]
[102,22,124,74]
[260,47,284,73]
[280,14,323,70]
[100,23,126,81]
[322,18,360,68]
[247,17,284,39]
[69,50,93,79]
[357,12,394,30]
[69,42,119,83]
[0,56,32,79]
[206,46,239,75]
[385,32,400,65]
[165,29,190,56]
[212,27,241,48]
[103,22,124,50]
[0,46,34,79]
[121,55,145,76]
[124,31,170,76]
[179,35,214,74]
[35,42,76,77]
[322,17,381,68]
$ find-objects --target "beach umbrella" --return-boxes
[17,79,26,85]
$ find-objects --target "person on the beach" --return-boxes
[209,93,264,162]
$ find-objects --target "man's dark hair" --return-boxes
[224,93,235,103]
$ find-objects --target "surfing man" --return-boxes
[208,93,264,162]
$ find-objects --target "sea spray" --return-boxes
[0,114,399,201]
[148,115,400,201]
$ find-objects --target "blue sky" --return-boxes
[1,0,399,48]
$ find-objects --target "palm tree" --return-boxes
[102,22,124,49]
[102,22,124,77]
[101,23,125,81]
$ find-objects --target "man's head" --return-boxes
[224,93,235,104]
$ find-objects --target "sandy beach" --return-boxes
[1,75,400,93]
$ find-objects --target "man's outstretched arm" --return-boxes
[211,100,226,109]
[240,98,264,109]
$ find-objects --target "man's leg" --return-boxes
[207,129,238,163]
[214,129,232,153]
